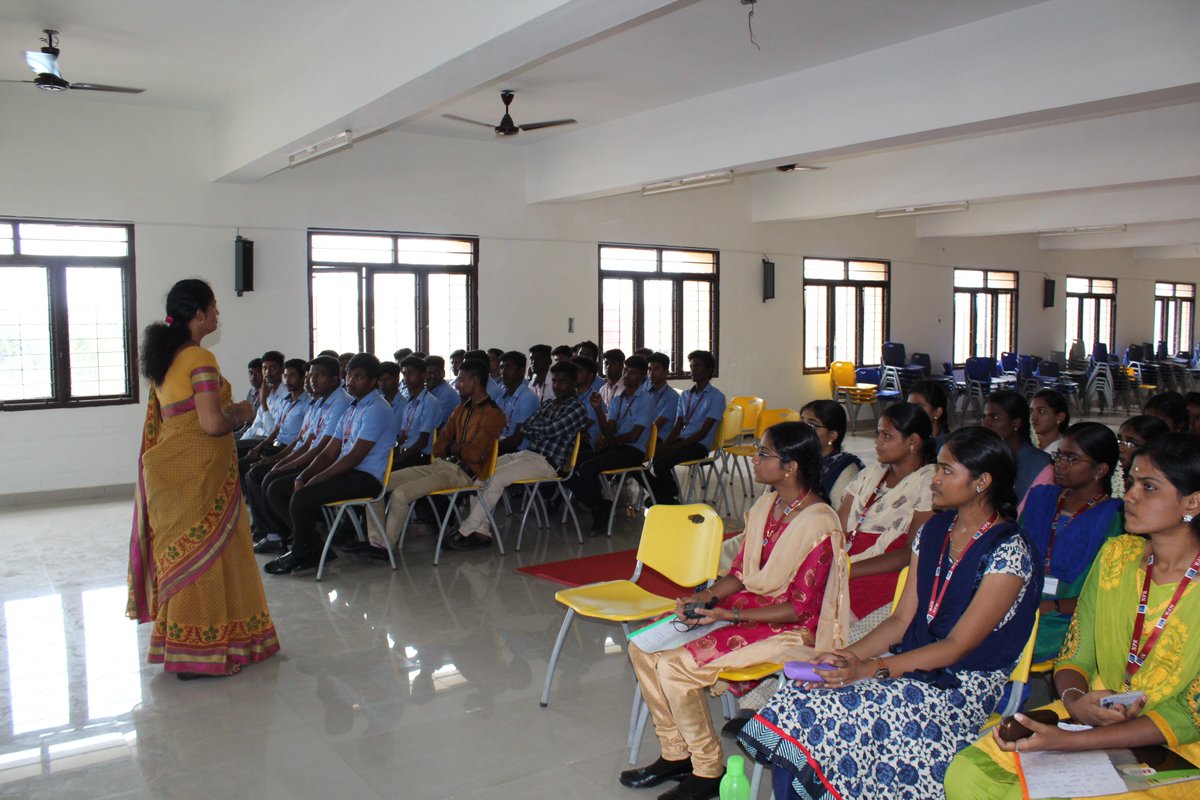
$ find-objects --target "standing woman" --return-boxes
[1030,388,1070,454]
[127,279,281,678]
[799,400,863,509]
[739,427,1040,800]
[839,403,936,635]
[981,389,1052,505]
[1019,422,1123,661]
[621,422,848,800]
[946,433,1200,799]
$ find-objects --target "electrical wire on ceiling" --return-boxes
[741,0,761,50]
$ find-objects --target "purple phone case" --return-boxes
[784,661,835,682]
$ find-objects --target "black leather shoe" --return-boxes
[361,545,392,561]
[253,537,285,555]
[263,551,325,576]
[619,758,693,789]
[657,773,723,800]
[443,532,492,551]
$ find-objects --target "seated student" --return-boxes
[378,361,404,415]
[337,352,353,381]
[449,349,466,386]
[234,357,263,435]
[1187,391,1200,435]
[575,339,600,362]
[244,367,317,540]
[568,354,655,530]
[316,349,339,358]
[1020,422,1122,662]
[1116,413,1170,493]
[634,347,654,389]
[527,344,555,403]
[486,347,504,381]
[621,422,849,800]
[981,389,1053,505]
[738,426,1040,800]
[424,355,460,429]
[551,344,574,364]
[840,403,936,638]
[646,352,680,447]
[1145,390,1189,432]
[248,357,349,553]
[572,356,603,451]
[445,360,589,551]
[945,433,1200,800]
[1030,388,1069,454]
[240,358,311,474]
[358,356,440,556]
[496,351,540,454]
[464,348,504,401]
[598,348,625,405]
[263,353,396,576]
[648,350,726,505]
[393,347,413,362]
[372,358,505,552]
[907,379,952,451]
[238,350,286,454]
[800,399,864,509]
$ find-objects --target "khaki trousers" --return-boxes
[628,631,816,778]
[366,460,471,548]
[458,450,557,536]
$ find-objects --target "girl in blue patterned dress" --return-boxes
[737,427,1041,800]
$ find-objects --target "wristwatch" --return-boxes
[873,657,890,680]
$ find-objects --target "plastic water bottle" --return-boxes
[720,754,751,800]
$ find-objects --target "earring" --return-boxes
[975,486,983,494]
[1184,514,1195,524]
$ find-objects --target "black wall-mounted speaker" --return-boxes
[1043,278,1055,308]
[235,236,254,296]
[762,259,775,302]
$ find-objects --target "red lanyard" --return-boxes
[341,400,361,444]
[1045,492,1105,572]
[682,386,710,427]
[1126,549,1200,688]
[763,491,810,548]
[847,473,889,546]
[612,391,638,428]
[926,512,999,623]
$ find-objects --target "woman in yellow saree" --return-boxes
[127,279,280,678]
[945,432,1200,799]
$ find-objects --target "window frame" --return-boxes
[0,217,138,411]
[801,256,890,374]
[951,268,1019,367]
[596,243,720,379]
[306,228,479,357]
[1154,280,1195,357]
[1064,276,1117,353]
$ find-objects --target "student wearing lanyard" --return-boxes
[496,351,540,454]
[567,355,655,531]
[237,350,287,454]
[598,348,625,406]
[378,361,404,416]
[234,356,263,436]
[239,358,309,474]
[243,366,317,541]
[646,350,726,505]
[738,426,1039,800]
[572,355,604,450]
[372,358,505,554]
[424,355,460,430]
[357,355,439,556]
[249,357,349,553]
[1019,422,1124,661]
[645,352,680,444]
[527,344,555,403]
[947,432,1200,799]
[264,353,396,576]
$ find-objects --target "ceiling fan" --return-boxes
[443,90,575,137]
[2,29,144,94]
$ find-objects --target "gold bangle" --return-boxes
[733,607,741,624]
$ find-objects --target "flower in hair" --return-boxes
[165,316,174,324]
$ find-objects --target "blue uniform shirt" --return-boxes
[499,382,541,451]
[311,389,352,444]
[337,390,395,484]
[606,388,656,454]
[487,376,505,403]
[274,391,312,446]
[677,383,726,450]
[578,387,602,447]
[428,381,460,429]
[396,387,439,455]
[648,383,680,441]
[590,375,605,393]
[387,391,407,433]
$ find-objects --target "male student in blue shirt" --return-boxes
[240,358,311,473]
[572,356,603,451]
[646,352,679,445]
[568,354,655,530]
[497,351,541,454]
[648,350,726,505]
[425,355,460,429]
[464,348,505,401]
[249,356,348,553]
[264,353,395,576]
[234,356,263,436]
[237,350,287,456]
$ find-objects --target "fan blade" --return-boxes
[519,119,577,131]
[69,82,145,93]
[25,50,60,78]
[442,113,496,129]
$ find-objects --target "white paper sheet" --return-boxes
[627,616,731,653]
[1020,750,1129,798]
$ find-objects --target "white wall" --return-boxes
[0,92,1193,497]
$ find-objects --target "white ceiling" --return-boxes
[1,0,1197,255]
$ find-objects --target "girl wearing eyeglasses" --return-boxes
[1117,414,1170,493]
[1020,422,1123,662]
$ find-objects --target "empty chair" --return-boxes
[730,395,764,440]
[830,361,879,434]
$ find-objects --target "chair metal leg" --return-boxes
[482,501,505,556]
[540,608,576,707]
[431,491,460,566]
[316,506,345,581]
[630,697,651,764]
[606,473,628,537]
[750,761,764,798]
[558,483,583,543]
[396,504,417,552]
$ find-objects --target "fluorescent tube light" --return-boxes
[642,171,734,196]
[875,201,969,218]
[1037,224,1127,237]
[288,130,352,168]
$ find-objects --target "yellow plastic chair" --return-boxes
[723,408,801,499]
[679,404,743,514]
[830,361,878,435]
[730,396,764,440]
[511,433,583,549]
[396,439,501,566]
[539,503,724,707]
[599,424,658,537]
[317,449,394,581]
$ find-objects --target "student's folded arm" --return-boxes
[679,417,716,447]
[614,424,645,445]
